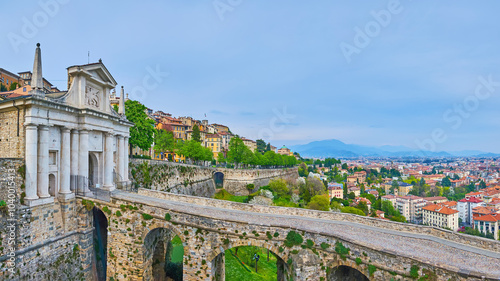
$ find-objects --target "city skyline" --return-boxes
[2,1,500,152]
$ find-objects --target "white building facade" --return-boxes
[0,44,132,207]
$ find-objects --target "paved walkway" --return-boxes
[113,191,500,278]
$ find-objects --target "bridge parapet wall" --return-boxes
[138,188,500,253]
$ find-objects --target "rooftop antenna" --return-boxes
[88,51,90,64]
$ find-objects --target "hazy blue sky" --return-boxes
[2,1,500,152]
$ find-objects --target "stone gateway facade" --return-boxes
[0,44,132,280]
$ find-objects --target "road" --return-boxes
[113,191,500,278]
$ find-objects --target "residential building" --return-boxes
[381,195,398,208]
[457,197,484,225]
[423,196,448,205]
[242,138,257,152]
[348,186,360,197]
[423,204,459,230]
[0,68,20,90]
[395,195,426,224]
[328,183,343,199]
[397,182,413,196]
[206,134,222,159]
[474,214,500,239]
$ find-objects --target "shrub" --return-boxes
[368,264,377,276]
[284,230,303,248]
[165,213,172,221]
[334,241,350,260]
[355,257,362,265]
[246,184,255,190]
[320,242,330,250]
[306,239,314,248]
[141,213,153,220]
[81,199,94,211]
[273,232,279,238]
[115,211,122,217]
[410,265,419,279]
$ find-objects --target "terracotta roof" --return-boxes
[458,197,483,203]
[475,213,500,222]
[422,204,459,215]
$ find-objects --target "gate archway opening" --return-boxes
[213,245,288,281]
[328,265,369,281]
[88,153,99,188]
[143,228,184,281]
[92,207,108,281]
[213,172,224,189]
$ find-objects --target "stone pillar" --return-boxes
[124,137,129,182]
[59,127,73,199]
[103,132,115,191]
[70,129,79,191]
[116,135,124,183]
[212,252,225,281]
[24,124,39,202]
[79,130,91,194]
[37,125,50,198]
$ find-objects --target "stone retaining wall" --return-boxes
[130,159,299,197]
[0,158,93,280]
[138,188,500,253]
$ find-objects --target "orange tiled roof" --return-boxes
[422,204,459,215]
[475,213,500,222]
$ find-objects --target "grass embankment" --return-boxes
[214,189,249,203]
[225,246,277,281]
[170,235,183,263]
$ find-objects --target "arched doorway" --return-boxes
[92,208,108,281]
[143,228,183,281]
[213,245,288,281]
[213,172,224,189]
[328,265,369,281]
[48,173,56,196]
[89,153,99,187]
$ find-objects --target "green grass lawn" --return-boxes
[214,189,249,203]
[170,235,184,263]
[225,246,278,281]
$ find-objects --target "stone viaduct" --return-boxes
[2,158,500,281]
[85,188,500,281]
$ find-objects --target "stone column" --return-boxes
[59,127,73,199]
[103,132,115,191]
[116,135,124,183]
[79,130,90,194]
[70,129,79,191]
[124,137,129,182]
[24,124,39,202]
[37,125,50,198]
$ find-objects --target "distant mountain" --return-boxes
[290,139,497,158]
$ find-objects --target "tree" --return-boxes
[125,100,155,155]
[227,136,247,166]
[341,163,348,170]
[0,84,7,92]
[479,180,487,190]
[9,82,18,91]
[441,177,451,187]
[256,139,266,154]
[307,195,330,211]
[217,152,226,164]
[269,178,289,197]
[192,125,201,143]
[113,104,119,112]
[341,206,365,216]
[390,180,399,194]
[154,129,175,153]
[266,143,271,152]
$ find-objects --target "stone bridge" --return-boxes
[79,188,500,281]
[129,159,299,197]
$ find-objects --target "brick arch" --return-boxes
[141,224,185,281]
[326,259,371,281]
[206,236,287,263]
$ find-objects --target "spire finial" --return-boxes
[30,43,44,97]
[118,86,125,115]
